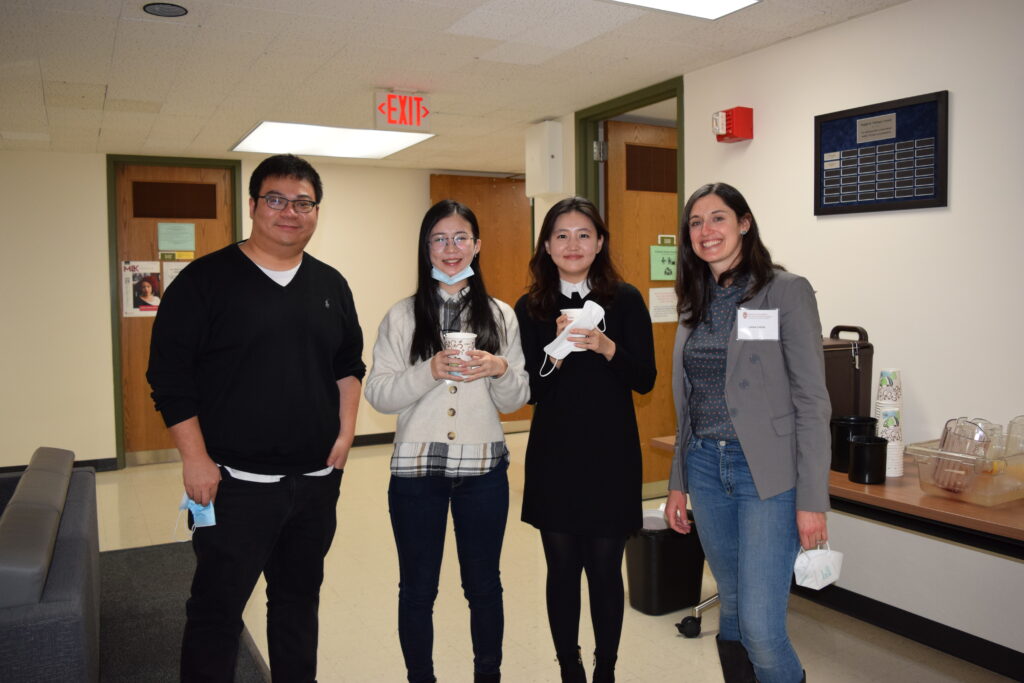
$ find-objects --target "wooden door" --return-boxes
[430,175,532,422]
[604,120,678,484]
[115,163,235,461]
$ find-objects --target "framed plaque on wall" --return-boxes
[814,91,948,216]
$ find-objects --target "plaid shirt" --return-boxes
[390,441,508,478]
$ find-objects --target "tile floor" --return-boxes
[96,432,1012,682]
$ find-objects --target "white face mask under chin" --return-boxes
[540,300,606,376]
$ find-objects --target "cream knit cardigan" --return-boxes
[364,296,529,446]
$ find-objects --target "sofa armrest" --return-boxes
[0,468,99,682]
[0,448,75,608]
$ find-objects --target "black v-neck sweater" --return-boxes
[147,244,365,474]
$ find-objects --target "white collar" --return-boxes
[559,279,591,299]
[438,285,470,302]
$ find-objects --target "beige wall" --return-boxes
[680,0,1024,442]
[0,152,115,467]
[0,152,429,467]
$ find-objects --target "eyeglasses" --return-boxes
[428,234,476,251]
[258,194,319,213]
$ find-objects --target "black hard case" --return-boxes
[822,325,874,418]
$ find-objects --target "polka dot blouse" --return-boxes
[684,275,749,440]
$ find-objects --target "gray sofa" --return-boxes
[0,447,99,682]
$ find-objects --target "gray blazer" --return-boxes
[669,270,832,512]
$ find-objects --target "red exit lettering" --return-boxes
[377,94,430,128]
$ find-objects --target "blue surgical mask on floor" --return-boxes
[431,265,474,286]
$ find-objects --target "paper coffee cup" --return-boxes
[442,332,476,360]
[560,308,584,322]
[876,405,902,443]
[885,440,904,477]
[443,332,476,377]
[877,368,903,403]
[873,400,900,420]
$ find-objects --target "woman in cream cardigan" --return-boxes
[664,183,831,683]
[364,199,528,683]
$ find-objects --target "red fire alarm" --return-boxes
[712,107,753,143]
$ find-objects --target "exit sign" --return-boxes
[375,91,431,132]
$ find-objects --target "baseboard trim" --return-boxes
[125,449,179,467]
[76,457,119,472]
[792,584,1023,679]
[352,432,395,447]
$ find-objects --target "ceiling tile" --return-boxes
[43,81,106,109]
[47,106,104,128]
[35,11,116,84]
[0,109,49,133]
[101,109,158,131]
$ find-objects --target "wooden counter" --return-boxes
[828,456,1024,542]
[650,435,1024,550]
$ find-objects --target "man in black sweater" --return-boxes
[147,154,365,682]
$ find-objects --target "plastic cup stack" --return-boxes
[875,369,903,476]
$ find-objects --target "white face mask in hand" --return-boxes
[540,300,606,376]
[793,542,843,590]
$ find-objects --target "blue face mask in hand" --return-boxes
[431,265,474,286]
[177,491,216,533]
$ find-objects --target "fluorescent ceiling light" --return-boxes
[233,121,433,159]
[608,0,759,20]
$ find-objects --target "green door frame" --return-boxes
[574,76,685,219]
[105,155,243,468]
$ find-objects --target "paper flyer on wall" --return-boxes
[122,261,162,318]
[162,260,191,292]
[648,287,678,324]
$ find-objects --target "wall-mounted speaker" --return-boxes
[525,120,564,198]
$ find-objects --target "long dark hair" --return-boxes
[409,199,503,363]
[675,182,781,327]
[523,196,622,320]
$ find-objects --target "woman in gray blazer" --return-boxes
[664,183,830,683]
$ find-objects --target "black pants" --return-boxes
[180,467,343,683]
[539,531,628,663]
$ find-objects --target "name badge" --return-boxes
[737,308,779,341]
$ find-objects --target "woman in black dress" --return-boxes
[514,197,656,683]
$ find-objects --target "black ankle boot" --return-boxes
[474,672,500,683]
[715,636,756,683]
[592,652,616,683]
[556,646,586,683]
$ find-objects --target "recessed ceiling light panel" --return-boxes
[143,3,188,18]
[232,122,433,159]
[608,0,759,20]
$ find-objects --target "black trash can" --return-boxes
[625,513,705,616]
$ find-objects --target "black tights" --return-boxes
[540,530,628,662]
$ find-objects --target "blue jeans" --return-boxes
[686,437,803,683]
[388,459,509,683]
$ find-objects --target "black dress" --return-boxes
[515,283,656,536]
